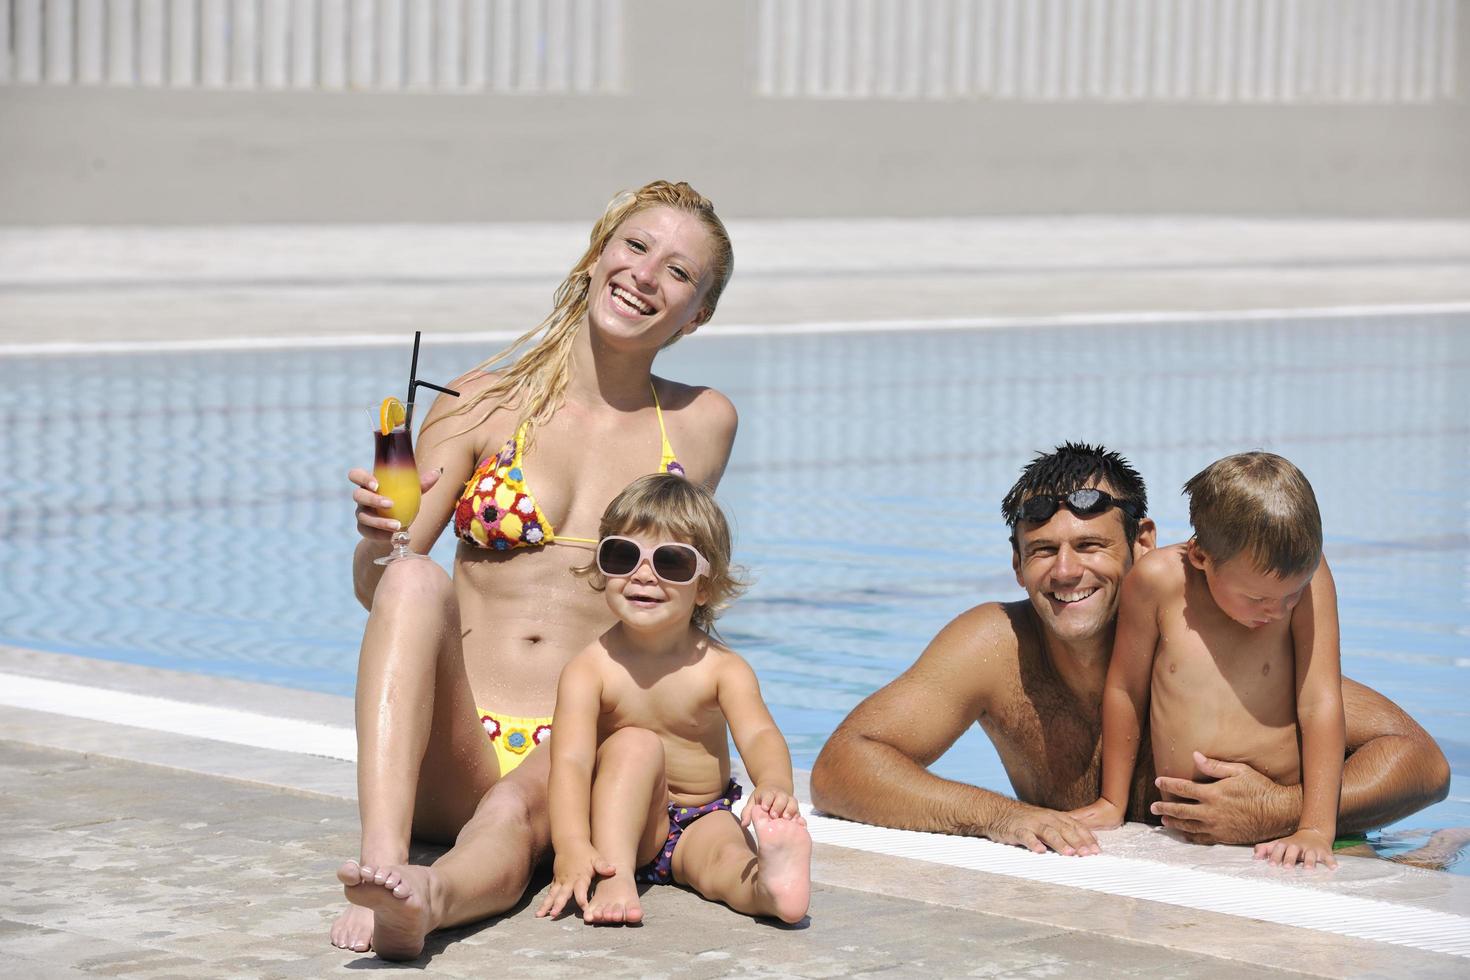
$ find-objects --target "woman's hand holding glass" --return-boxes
[349,465,442,544]
[355,398,442,565]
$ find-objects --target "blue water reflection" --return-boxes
[2,313,1467,870]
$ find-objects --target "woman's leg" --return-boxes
[583,728,670,925]
[331,558,501,953]
[340,745,555,959]
[673,808,812,924]
[427,742,554,926]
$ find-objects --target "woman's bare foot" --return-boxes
[330,846,408,952]
[753,810,812,923]
[337,860,440,960]
[583,871,643,925]
[329,894,375,953]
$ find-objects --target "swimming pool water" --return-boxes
[3,312,1467,871]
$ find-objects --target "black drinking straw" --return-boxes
[403,331,460,430]
[405,331,421,413]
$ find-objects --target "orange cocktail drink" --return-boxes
[373,396,428,565]
[374,425,421,528]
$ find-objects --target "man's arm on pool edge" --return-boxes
[1151,677,1450,844]
[810,606,1100,856]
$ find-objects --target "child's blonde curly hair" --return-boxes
[585,474,747,636]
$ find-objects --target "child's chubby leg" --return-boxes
[672,806,811,924]
[584,727,672,925]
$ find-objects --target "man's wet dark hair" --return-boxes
[1001,442,1148,550]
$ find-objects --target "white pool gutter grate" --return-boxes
[797,811,1470,958]
[6,672,1468,958]
[1,673,357,762]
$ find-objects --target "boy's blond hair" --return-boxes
[1184,451,1322,578]
[590,474,747,634]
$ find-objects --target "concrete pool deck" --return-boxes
[4,217,1470,976]
[3,645,1469,979]
[2,216,1470,348]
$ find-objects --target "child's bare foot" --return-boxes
[583,871,643,925]
[753,810,812,923]
[337,860,438,960]
[329,897,374,953]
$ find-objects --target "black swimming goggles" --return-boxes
[1016,488,1143,524]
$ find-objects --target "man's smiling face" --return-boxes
[1012,483,1144,646]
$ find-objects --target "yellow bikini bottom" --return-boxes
[477,708,552,775]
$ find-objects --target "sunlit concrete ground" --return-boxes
[2,217,1469,345]
[7,734,1455,980]
[3,648,1468,978]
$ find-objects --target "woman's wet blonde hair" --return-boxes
[427,180,733,443]
[584,473,748,637]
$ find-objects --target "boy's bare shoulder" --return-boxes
[1130,543,1190,594]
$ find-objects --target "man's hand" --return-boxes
[991,804,1100,856]
[1151,751,1296,844]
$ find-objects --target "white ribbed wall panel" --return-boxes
[76,0,104,83]
[231,0,256,86]
[406,0,431,89]
[199,0,226,87]
[0,0,625,92]
[43,0,71,82]
[137,0,165,85]
[167,0,195,85]
[260,0,288,86]
[107,0,135,84]
[0,1,10,80]
[754,0,1464,103]
[348,0,374,90]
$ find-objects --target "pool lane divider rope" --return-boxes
[5,671,1469,959]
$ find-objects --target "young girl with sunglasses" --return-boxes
[536,473,812,925]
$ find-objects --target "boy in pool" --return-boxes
[536,473,812,924]
[1075,452,1346,868]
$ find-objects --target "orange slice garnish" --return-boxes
[379,396,406,435]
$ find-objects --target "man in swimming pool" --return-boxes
[810,443,1450,855]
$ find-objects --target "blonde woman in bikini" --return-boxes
[333,181,739,959]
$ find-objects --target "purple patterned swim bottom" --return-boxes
[635,780,744,885]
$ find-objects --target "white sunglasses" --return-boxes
[595,535,710,584]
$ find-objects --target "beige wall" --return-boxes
[1,1,1467,224]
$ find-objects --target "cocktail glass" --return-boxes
[371,404,429,566]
